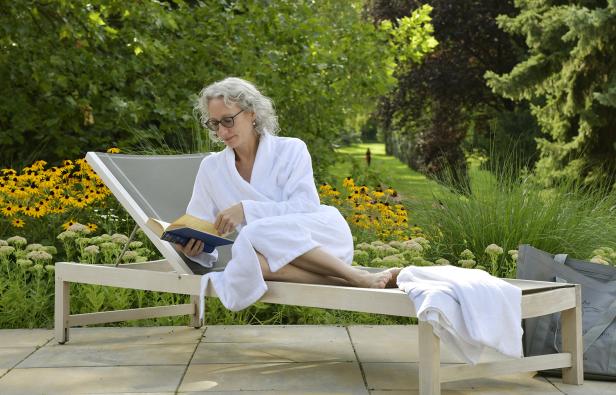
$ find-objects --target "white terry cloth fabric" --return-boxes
[184,133,353,313]
[397,265,523,364]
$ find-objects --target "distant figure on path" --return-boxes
[365,148,371,166]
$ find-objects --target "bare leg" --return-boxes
[289,247,394,288]
[257,252,350,286]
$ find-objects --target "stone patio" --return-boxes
[0,325,609,394]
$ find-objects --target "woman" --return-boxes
[181,77,398,311]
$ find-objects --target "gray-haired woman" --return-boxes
[179,77,399,311]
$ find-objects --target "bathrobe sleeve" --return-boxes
[241,140,320,223]
[186,158,218,223]
[184,157,219,267]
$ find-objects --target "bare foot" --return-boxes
[385,267,403,288]
[354,270,392,288]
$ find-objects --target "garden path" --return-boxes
[330,143,444,204]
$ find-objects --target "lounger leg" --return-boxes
[54,275,70,344]
[418,321,441,395]
[190,295,203,328]
[561,284,583,384]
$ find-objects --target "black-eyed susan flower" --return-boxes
[71,196,87,208]
[62,219,77,231]
[107,147,121,154]
[342,177,354,189]
[11,218,25,228]
[1,204,17,217]
[26,205,46,218]
[86,223,98,232]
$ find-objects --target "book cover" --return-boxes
[146,214,233,253]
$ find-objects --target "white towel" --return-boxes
[397,265,523,364]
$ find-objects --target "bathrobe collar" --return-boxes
[223,132,272,196]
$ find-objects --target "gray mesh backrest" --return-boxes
[91,153,231,269]
[96,153,205,221]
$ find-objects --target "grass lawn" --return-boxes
[329,143,444,205]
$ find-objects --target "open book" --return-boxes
[145,214,233,253]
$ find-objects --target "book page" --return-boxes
[145,218,171,237]
[168,214,220,235]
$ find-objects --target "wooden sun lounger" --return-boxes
[53,152,583,395]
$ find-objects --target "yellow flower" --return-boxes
[11,218,25,228]
[31,160,47,170]
[25,205,46,218]
[342,177,355,189]
[1,204,17,217]
[59,194,72,205]
[86,223,98,232]
[319,183,332,193]
[107,147,121,154]
[62,219,77,230]
[71,196,88,208]
[12,186,30,199]
[371,190,385,199]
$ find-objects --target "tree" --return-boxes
[486,0,616,186]
[367,0,533,183]
[0,0,394,176]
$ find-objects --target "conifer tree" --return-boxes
[486,0,616,186]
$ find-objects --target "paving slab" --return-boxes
[349,325,459,363]
[179,362,367,393]
[370,391,466,395]
[63,326,205,345]
[362,362,561,393]
[180,392,359,395]
[0,329,53,347]
[0,365,185,394]
[17,343,196,368]
[202,325,348,343]
[0,347,37,368]
[193,338,354,364]
[544,376,615,395]
[348,325,504,364]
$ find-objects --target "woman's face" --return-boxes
[207,98,256,150]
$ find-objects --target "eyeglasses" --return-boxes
[204,109,245,132]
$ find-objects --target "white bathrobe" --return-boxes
[186,133,354,312]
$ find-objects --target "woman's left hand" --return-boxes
[214,203,245,235]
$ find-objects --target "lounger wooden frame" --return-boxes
[54,259,583,395]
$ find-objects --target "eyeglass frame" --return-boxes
[204,109,245,132]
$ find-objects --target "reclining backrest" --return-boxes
[85,152,230,273]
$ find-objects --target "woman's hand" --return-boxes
[175,239,204,257]
[214,203,245,235]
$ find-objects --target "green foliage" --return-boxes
[369,0,526,186]
[486,1,616,187]
[1,0,394,176]
[379,5,438,65]
[415,159,616,277]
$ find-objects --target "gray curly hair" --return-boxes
[195,77,279,142]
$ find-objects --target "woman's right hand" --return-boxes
[176,239,204,257]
